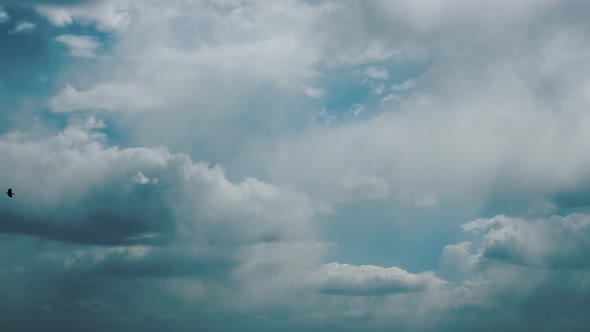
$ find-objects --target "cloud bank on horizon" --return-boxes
[2,0,590,331]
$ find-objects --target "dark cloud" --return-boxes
[0,235,239,331]
[0,118,324,331]
[450,269,590,332]
[317,284,424,296]
[83,247,237,280]
[0,191,175,245]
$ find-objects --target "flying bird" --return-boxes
[6,188,14,198]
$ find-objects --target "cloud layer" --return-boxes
[2,0,590,331]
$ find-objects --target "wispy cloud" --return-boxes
[303,86,326,99]
[391,78,417,91]
[365,66,389,80]
[9,20,36,34]
[54,34,101,58]
[49,82,160,113]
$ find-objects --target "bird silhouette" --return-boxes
[6,188,14,198]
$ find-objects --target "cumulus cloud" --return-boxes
[0,117,316,247]
[54,34,101,58]
[461,214,590,269]
[311,263,444,296]
[260,25,590,206]
[132,171,158,184]
[37,0,339,162]
[2,118,590,330]
[0,115,331,330]
[5,0,590,331]
[441,241,482,276]
[78,0,570,208]
[435,213,590,332]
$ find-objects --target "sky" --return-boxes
[1,0,590,331]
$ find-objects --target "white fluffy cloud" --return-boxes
[461,214,590,269]
[260,25,590,205]
[441,241,481,276]
[2,122,590,330]
[38,0,590,210]
[0,115,333,328]
[0,117,317,247]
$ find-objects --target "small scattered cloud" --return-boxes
[303,86,326,99]
[132,171,158,185]
[36,0,131,32]
[372,83,385,95]
[0,6,9,23]
[380,93,402,104]
[313,108,338,124]
[54,34,101,58]
[526,198,557,216]
[365,66,389,80]
[312,104,366,126]
[391,78,417,91]
[9,20,36,34]
[347,103,365,118]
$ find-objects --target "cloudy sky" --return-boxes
[2,0,590,331]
